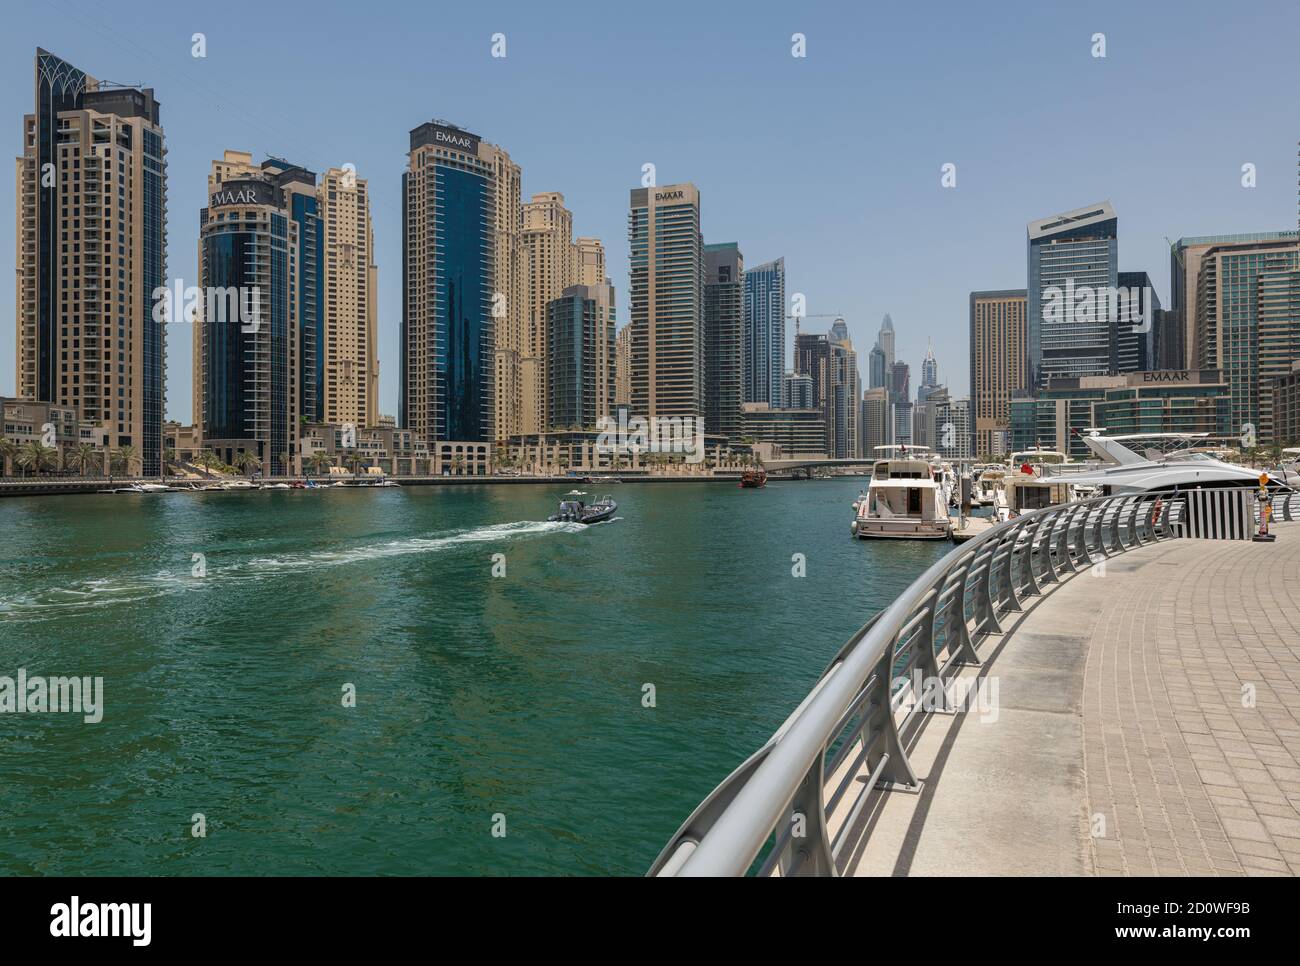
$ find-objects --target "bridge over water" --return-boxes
[652,489,1300,876]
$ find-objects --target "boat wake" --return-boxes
[0,520,586,621]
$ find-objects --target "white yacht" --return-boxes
[852,446,953,540]
[996,449,1083,521]
[972,466,1005,508]
[1064,433,1271,495]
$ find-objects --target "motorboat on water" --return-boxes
[549,490,617,524]
[852,446,953,540]
[972,466,1005,508]
[106,482,170,494]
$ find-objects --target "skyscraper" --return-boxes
[1171,232,1298,372]
[629,183,704,420]
[703,242,744,440]
[742,257,785,407]
[545,283,615,430]
[17,49,167,475]
[402,121,516,444]
[317,166,378,430]
[574,237,606,287]
[877,314,895,370]
[1194,237,1300,443]
[196,151,320,475]
[889,361,910,405]
[868,342,887,390]
[1115,271,1160,374]
[861,386,891,455]
[1027,202,1118,386]
[969,289,1027,457]
[522,192,575,434]
[917,340,939,402]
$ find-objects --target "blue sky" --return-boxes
[3,0,1297,420]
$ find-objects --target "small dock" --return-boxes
[950,514,996,543]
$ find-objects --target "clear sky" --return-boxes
[3,0,1298,421]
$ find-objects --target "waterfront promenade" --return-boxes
[844,521,1300,877]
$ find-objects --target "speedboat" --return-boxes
[1060,433,1280,495]
[549,490,617,524]
[106,482,170,494]
[852,446,953,540]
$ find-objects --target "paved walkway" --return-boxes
[845,522,1300,876]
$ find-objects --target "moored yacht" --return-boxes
[851,446,952,540]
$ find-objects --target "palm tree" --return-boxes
[17,441,57,477]
[69,442,100,477]
[195,449,219,479]
[0,436,18,478]
[343,449,364,477]
[233,451,261,478]
[307,452,333,478]
[111,445,138,477]
[163,446,177,475]
[451,455,467,476]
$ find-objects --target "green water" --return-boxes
[0,479,946,875]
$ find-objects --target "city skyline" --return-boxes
[4,1,1298,424]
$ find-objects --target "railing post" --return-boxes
[1128,498,1144,546]
[1056,504,1079,573]
[948,564,981,666]
[778,755,836,877]
[1019,517,1043,596]
[973,546,1002,635]
[1038,510,1061,584]
[872,650,919,790]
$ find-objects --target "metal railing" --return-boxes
[650,487,1300,877]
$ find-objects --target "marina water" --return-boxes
[0,479,947,875]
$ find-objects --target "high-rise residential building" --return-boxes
[917,340,940,404]
[783,371,813,410]
[933,395,972,460]
[317,166,378,429]
[1115,271,1160,374]
[877,314,895,371]
[521,192,575,435]
[794,331,831,454]
[614,324,631,407]
[1027,202,1118,386]
[545,283,616,430]
[1272,361,1300,445]
[629,183,704,419]
[703,242,744,440]
[889,360,910,405]
[196,151,321,475]
[742,257,785,407]
[893,401,914,447]
[1194,237,1300,443]
[17,49,167,475]
[402,121,518,444]
[828,323,860,460]
[1170,232,1297,370]
[861,387,891,457]
[574,237,605,287]
[970,289,1027,457]
[868,342,887,389]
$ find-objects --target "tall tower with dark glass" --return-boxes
[704,242,744,439]
[403,121,517,443]
[17,49,167,475]
[196,151,320,475]
[1027,202,1118,387]
[742,257,785,407]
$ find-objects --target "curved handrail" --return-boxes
[649,487,1297,877]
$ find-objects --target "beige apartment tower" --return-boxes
[318,166,378,429]
[17,50,168,475]
[629,182,704,419]
[521,192,574,434]
[575,236,606,287]
[969,289,1027,457]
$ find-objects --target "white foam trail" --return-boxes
[0,520,586,621]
